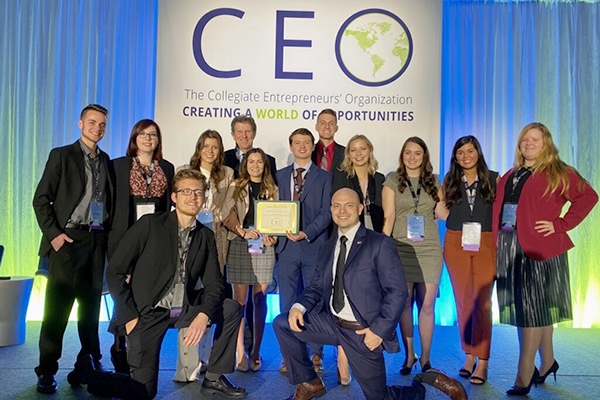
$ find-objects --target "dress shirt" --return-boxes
[69,139,107,225]
[155,220,197,309]
[316,141,335,172]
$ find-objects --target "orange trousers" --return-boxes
[443,229,496,359]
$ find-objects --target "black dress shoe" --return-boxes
[201,375,247,398]
[67,354,96,386]
[37,374,57,394]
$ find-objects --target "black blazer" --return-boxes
[224,148,277,180]
[332,168,385,233]
[33,141,114,257]
[311,141,345,173]
[107,211,224,328]
[108,156,175,258]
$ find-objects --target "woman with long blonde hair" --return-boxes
[493,122,597,395]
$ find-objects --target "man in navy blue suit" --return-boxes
[274,189,467,400]
[275,128,332,373]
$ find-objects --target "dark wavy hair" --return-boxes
[126,119,163,160]
[233,148,277,201]
[443,136,494,207]
[189,130,226,187]
[396,137,439,202]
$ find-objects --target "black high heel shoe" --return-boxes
[536,360,559,384]
[420,359,432,373]
[506,367,539,396]
[400,354,418,375]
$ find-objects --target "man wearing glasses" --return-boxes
[88,169,246,399]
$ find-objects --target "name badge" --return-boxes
[170,282,185,318]
[501,204,518,232]
[462,222,481,252]
[198,211,214,231]
[136,202,156,221]
[89,201,104,230]
[247,226,264,254]
[407,215,425,242]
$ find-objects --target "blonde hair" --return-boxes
[514,122,585,197]
[340,135,379,176]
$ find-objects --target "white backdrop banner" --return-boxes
[156,0,442,174]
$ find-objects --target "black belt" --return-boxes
[64,223,101,231]
[334,316,363,330]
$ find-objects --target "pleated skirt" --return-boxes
[496,230,572,327]
[226,236,276,285]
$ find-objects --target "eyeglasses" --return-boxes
[176,189,205,197]
[138,132,158,140]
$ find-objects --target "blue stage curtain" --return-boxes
[0,0,158,320]
[441,0,600,327]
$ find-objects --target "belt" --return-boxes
[334,316,363,330]
[65,223,103,231]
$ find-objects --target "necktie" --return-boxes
[333,235,348,313]
[321,147,328,171]
[293,167,305,201]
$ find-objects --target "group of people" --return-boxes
[31,103,597,400]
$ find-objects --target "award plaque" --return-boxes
[255,200,300,236]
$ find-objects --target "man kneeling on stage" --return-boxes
[274,188,467,400]
[87,168,246,399]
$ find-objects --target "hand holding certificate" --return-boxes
[255,200,300,236]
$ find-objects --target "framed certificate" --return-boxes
[255,200,300,236]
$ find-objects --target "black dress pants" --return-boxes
[35,228,106,376]
[273,311,425,400]
[89,298,242,400]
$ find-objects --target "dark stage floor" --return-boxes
[0,322,598,400]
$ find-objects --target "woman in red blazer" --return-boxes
[493,122,597,396]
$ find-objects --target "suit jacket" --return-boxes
[332,169,385,233]
[107,211,224,327]
[224,148,277,180]
[297,224,407,352]
[493,168,597,260]
[108,156,175,258]
[33,141,114,257]
[275,163,333,255]
[311,141,345,173]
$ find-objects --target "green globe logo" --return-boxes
[335,9,413,87]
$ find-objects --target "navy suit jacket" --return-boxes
[296,224,407,353]
[275,163,332,255]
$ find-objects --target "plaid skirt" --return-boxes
[226,236,276,285]
[496,230,572,327]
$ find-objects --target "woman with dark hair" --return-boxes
[382,137,444,375]
[189,129,235,272]
[224,148,278,372]
[331,134,384,385]
[494,123,597,395]
[439,136,498,385]
[108,119,175,373]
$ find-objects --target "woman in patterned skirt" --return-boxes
[225,148,278,372]
[494,122,597,395]
[382,137,445,374]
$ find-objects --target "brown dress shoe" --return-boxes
[311,354,324,374]
[415,369,468,400]
[283,379,327,400]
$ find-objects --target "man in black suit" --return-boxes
[224,115,277,178]
[311,109,345,173]
[32,104,114,394]
[87,169,246,399]
[274,189,467,400]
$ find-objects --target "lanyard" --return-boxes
[87,153,101,201]
[135,157,155,200]
[462,174,479,218]
[511,167,531,198]
[406,179,422,215]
